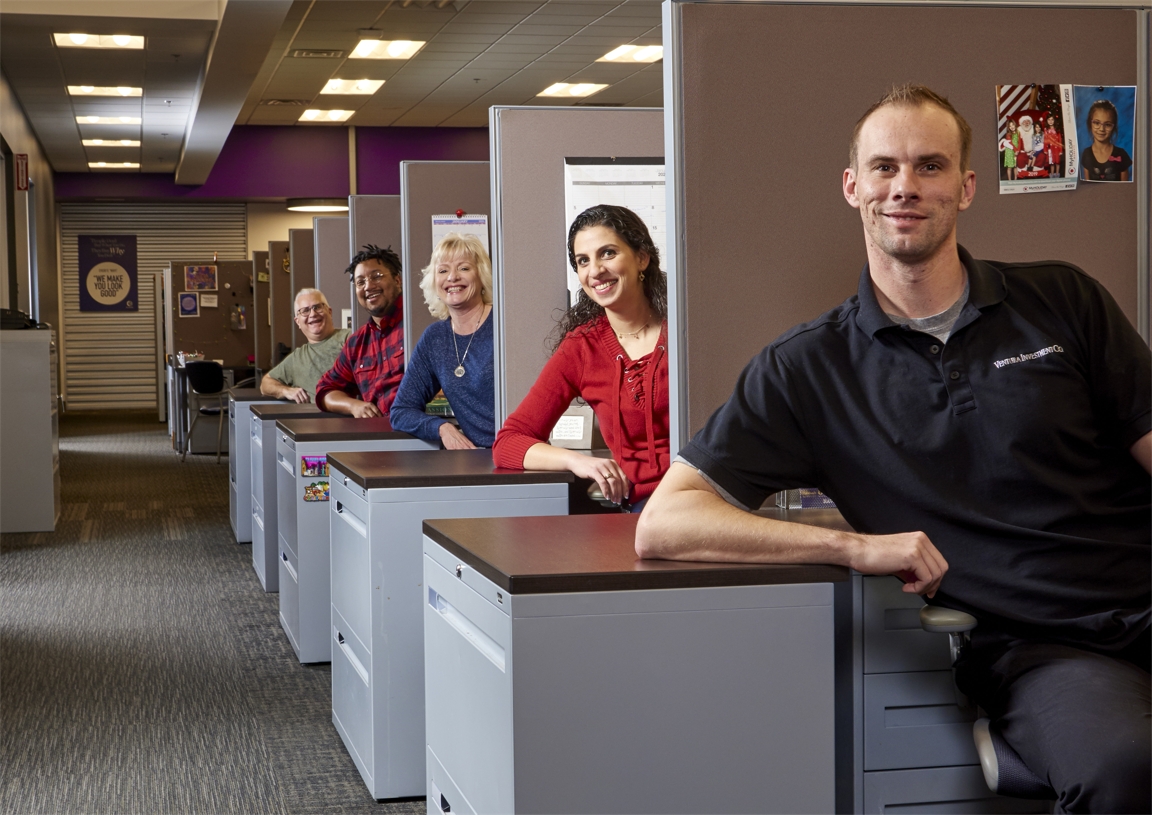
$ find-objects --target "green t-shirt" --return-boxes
[265,328,352,397]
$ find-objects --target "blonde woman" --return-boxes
[389,233,495,448]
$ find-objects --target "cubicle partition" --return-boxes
[314,216,351,325]
[252,250,272,372]
[268,240,291,365]
[488,106,664,424]
[348,195,402,330]
[288,229,315,349]
[399,161,491,352]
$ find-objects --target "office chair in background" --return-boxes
[919,607,1058,803]
[182,361,227,464]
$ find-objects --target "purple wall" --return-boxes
[55,125,489,200]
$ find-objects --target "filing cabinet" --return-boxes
[276,419,435,665]
[228,389,279,543]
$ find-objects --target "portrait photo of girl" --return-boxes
[1073,85,1136,183]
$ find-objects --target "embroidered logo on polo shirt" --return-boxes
[992,345,1063,369]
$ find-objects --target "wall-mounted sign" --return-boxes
[14,155,28,191]
[78,235,138,311]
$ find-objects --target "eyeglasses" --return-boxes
[354,270,391,290]
[295,303,327,318]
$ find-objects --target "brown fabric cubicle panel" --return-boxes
[314,216,351,327]
[401,161,491,352]
[163,260,255,368]
[494,107,663,420]
[252,250,272,371]
[676,3,1142,437]
[268,241,291,364]
[288,228,314,349]
[349,195,402,330]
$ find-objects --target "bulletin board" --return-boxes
[252,249,272,371]
[665,0,1149,449]
[268,240,291,363]
[288,228,314,349]
[162,259,255,368]
[400,161,491,352]
[314,216,350,328]
[489,106,664,423]
[349,195,402,331]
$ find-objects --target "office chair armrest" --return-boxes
[919,606,978,634]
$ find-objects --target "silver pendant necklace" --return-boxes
[452,309,484,377]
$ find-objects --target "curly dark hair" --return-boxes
[346,244,402,279]
[548,204,667,353]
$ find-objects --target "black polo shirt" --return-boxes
[681,247,1151,650]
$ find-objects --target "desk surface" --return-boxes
[423,513,851,594]
[328,448,574,491]
[276,416,412,442]
[250,403,328,420]
[229,388,273,403]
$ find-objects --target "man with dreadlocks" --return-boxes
[315,244,405,418]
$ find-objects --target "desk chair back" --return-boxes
[182,362,227,463]
[185,361,225,395]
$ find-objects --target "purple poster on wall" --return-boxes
[79,235,137,311]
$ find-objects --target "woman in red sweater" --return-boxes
[493,205,670,511]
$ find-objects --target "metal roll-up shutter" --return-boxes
[60,203,247,411]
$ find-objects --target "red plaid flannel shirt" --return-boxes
[315,296,405,414]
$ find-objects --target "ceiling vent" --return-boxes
[262,99,311,106]
[290,49,345,59]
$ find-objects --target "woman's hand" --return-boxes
[439,422,477,450]
[566,453,631,505]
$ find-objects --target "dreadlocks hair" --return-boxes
[346,244,402,279]
[548,204,667,354]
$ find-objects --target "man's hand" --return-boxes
[349,400,382,418]
[284,387,309,404]
[845,531,948,598]
[438,423,477,450]
[260,375,308,402]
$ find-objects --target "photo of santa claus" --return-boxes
[996,84,1077,194]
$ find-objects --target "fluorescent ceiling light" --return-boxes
[321,79,385,95]
[537,83,609,98]
[299,109,353,122]
[82,139,140,146]
[76,116,142,125]
[68,86,143,97]
[286,198,348,213]
[54,33,144,49]
[88,162,140,169]
[598,44,663,63]
[349,39,425,59]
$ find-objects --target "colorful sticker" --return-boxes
[301,456,328,477]
[303,481,330,502]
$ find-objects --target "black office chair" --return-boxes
[182,361,227,463]
[919,607,1058,802]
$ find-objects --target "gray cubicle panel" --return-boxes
[349,195,402,331]
[268,240,291,365]
[489,107,664,424]
[252,250,272,372]
[162,259,255,367]
[664,0,1150,451]
[400,161,491,353]
[288,228,314,349]
[314,215,351,324]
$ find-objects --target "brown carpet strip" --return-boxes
[1,412,426,815]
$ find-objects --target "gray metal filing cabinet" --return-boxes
[853,575,1047,813]
[327,450,571,801]
[276,419,436,665]
[250,403,334,592]
[228,389,279,543]
[422,513,849,815]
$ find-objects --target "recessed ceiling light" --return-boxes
[286,198,349,212]
[538,83,609,98]
[55,33,144,49]
[76,116,142,125]
[88,162,140,169]
[83,139,140,147]
[299,109,353,122]
[598,44,663,63]
[321,79,385,95]
[68,86,143,97]
[349,39,425,60]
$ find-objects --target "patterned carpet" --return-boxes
[0,412,426,815]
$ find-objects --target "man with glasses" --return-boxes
[260,288,351,403]
[316,244,405,418]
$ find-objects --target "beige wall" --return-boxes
[246,203,321,259]
[1,70,58,328]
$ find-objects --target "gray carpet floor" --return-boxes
[1,412,426,815]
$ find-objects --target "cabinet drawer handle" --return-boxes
[334,501,367,536]
[335,630,369,685]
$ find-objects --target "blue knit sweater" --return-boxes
[390,314,495,447]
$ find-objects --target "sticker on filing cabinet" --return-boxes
[303,481,330,502]
[301,455,328,477]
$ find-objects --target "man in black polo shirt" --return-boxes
[637,84,1150,812]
